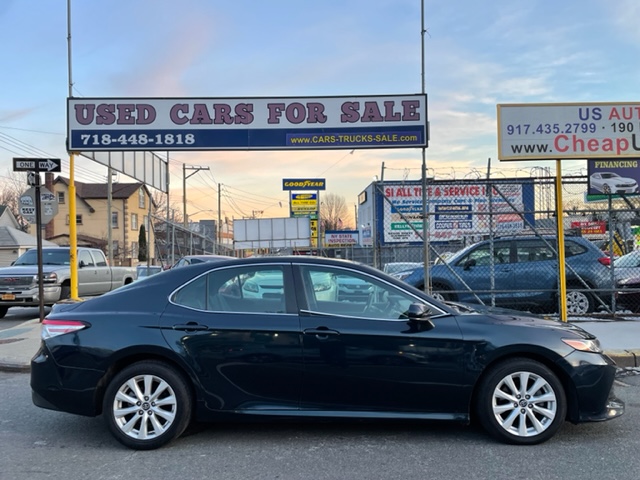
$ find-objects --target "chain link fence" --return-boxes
[325,175,640,318]
[151,216,236,268]
[149,175,640,318]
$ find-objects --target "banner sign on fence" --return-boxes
[570,220,606,236]
[497,102,640,160]
[68,95,428,151]
[379,181,535,244]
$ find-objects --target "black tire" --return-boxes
[565,288,594,315]
[103,361,192,450]
[60,285,71,300]
[0,306,8,319]
[476,358,567,445]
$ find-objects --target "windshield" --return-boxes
[137,266,162,277]
[14,249,70,266]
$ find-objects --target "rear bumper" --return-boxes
[30,344,104,417]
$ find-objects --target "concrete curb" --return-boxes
[608,350,640,368]
[0,361,30,373]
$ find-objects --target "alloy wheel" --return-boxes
[111,373,178,441]
[491,370,558,438]
[566,290,591,315]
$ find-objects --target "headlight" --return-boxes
[36,272,58,284]
[562,338,603,353]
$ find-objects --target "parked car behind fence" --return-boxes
[396,235,613,315]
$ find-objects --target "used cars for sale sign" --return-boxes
[68,94,427,151]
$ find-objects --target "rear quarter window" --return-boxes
[565,241,587,258]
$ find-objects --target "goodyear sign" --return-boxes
[282,178,326,191]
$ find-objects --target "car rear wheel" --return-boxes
[476,358,566,445]
[565,289,594,315]
[103,361,192,450]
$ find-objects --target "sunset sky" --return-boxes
[2,0,639,224]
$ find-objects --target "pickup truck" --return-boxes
[0,247,136,318]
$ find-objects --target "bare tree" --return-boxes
[0,170,29,230]
[149,190,185,224]
[320,192,349,231]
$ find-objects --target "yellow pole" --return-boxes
[69,152,79,300]
[67,1,78,300]
[555,159,567,321]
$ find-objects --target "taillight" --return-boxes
[597,257,611,266]
[41,319,87,340]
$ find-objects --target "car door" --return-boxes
[159,262,304,412]
[294,264,468,415]
[77,250,98,296]
[438,241,514,305]
[512,239,558,308]
[90,250,112,293]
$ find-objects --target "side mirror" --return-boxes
[404,302,435,331]
[79,260,86,268]
[463,258,476,270]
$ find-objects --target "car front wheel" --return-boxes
[103,361,192,450]
[476,358,567,445]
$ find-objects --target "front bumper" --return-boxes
[560,350,625,423]
[0,285,61,307]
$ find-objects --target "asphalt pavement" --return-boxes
[1,314,640,373]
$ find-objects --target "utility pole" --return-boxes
[354,203,358,229]
[107,164,113,265]
[183,164,210,228]
[217,183,222,254]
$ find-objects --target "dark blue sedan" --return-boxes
[31,256,623,449]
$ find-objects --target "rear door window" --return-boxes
[457,242,511,266]
[515,240,556,263]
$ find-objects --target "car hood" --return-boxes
[456,310,596,340]
[0,265,62,275]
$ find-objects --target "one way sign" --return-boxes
[12,157,62,172]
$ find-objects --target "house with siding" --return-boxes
[0,206,56,266]
[28,174,156,266]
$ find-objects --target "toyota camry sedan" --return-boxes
[31,256,624,450]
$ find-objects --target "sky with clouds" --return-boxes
[1,0,639,224]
